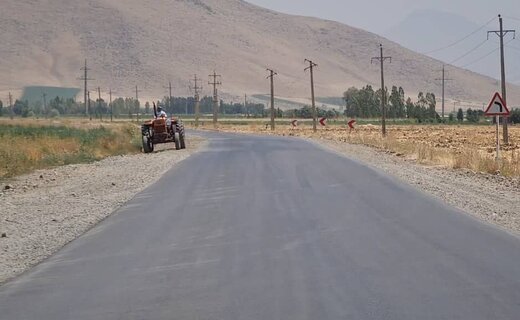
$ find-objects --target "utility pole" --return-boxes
[8,92,13,119]
[108,88,114,122]
[209,71,222,128]
[190,75,203,128]
[371,44,392,137]
[435,65,453,119]
[135,85,141,123]
[78,59,94,119]
[97,87,103,121]
[488,14,515,144]
[42,92,47,118]
[87,91,91,121]
[244,94,248,118]
[267,68,277,131]
[304,59,318,132]
[169,81,173,114]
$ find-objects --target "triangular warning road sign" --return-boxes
[485,92,510,116]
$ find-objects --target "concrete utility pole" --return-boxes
[42,92,47,118]
[267,68,278,131]
[209,71,222,128]
[435,65,453,119]
[190,75,203,127]
[8,92,13,119]
[371,44,392,137]
[78,59,94,119]
[304,59,318,132]
[488,14,515,144]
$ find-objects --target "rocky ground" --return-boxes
[0,137,206,284]
[313,138,520,235]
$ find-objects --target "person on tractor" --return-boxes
[156,106,167,118]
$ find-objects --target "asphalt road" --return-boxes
[1,132,520,320]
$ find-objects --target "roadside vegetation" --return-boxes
[0,119,141,179]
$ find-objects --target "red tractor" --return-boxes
[141,102,186,153]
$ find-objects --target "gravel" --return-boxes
[0,137,206,284]
[314,138,520,235]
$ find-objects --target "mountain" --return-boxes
[1,0,519,108]
[385,9,520,86]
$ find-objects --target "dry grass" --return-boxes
[0,118,141,179]
[210,123,520,177]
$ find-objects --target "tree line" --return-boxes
[0,96,266,118]
[342,85,439,122]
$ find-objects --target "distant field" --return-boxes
[0,119,141,179]
[210,122,520,177]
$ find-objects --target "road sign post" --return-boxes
[495,115,500,160]
[484,92,510,160]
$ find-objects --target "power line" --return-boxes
[423,16,496,55]
[503,16,520,23]
[449,39,489,64]
[460,47,499,68]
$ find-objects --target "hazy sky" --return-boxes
[247,0,518,33]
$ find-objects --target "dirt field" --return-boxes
[212,123,520,177]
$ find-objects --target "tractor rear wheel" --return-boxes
[174,132,181,150]
[179,126,186,149]
[142,135,154,153]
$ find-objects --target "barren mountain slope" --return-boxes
[1,0,518,106]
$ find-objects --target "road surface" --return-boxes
[1,132,520,319]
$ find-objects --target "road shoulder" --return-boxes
[314,138,520,236]
[0,136,207,284]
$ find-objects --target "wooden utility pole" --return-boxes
[488,15,515,144]
[371,44,392,137]
[78,59,94,119]
[244,94,248,118]
[267,68,277,131]
[190,75,203,127]
[109,88,114,122]
[8,92,13,119]
[87,91,92,121]
[435,65,453,119]
[97,87,102,121]
[209,71,222,128]
[42,92,47,118]
[135,85,141,123]
[169,81,173,113]
[304,59,318,132]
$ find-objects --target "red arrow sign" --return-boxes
[348,119,356,129]
[291,120,298,127]
[319,117,327,126]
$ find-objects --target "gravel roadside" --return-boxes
[314,138,520,235]
[0,136,206,284]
